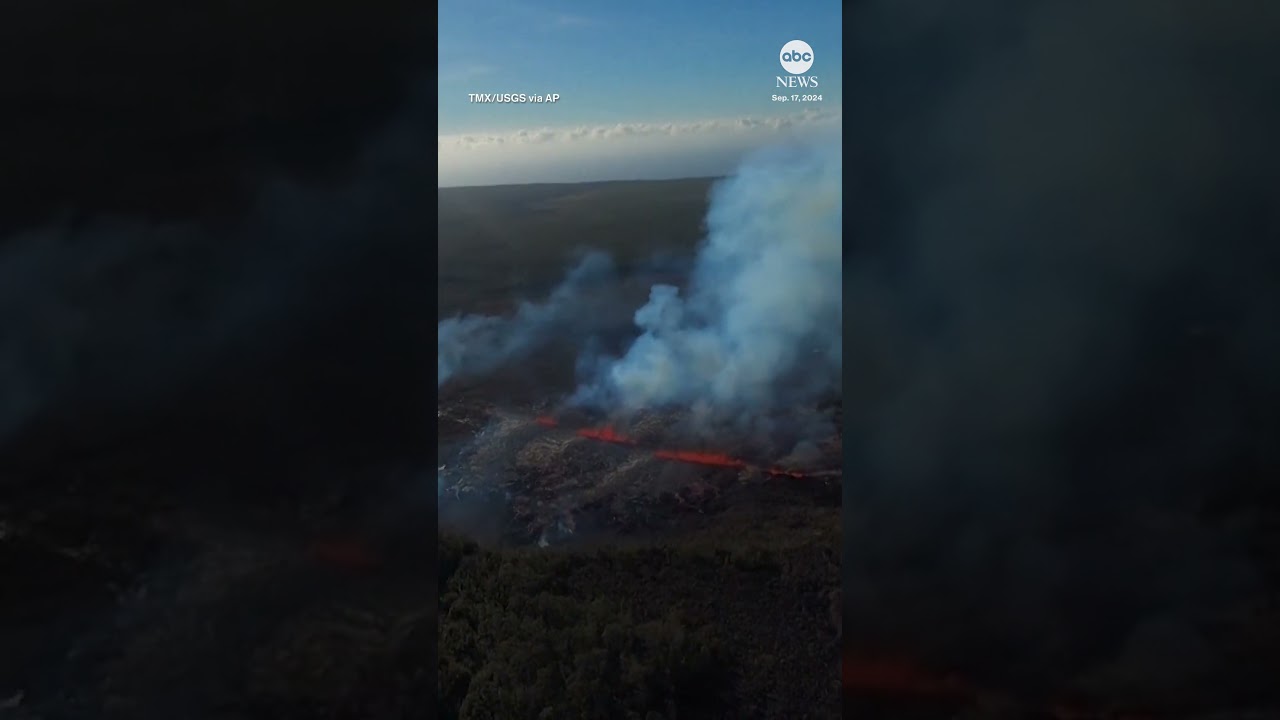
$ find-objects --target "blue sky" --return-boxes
[438,0,842,185]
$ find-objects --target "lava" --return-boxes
[526,415,837,479]
[575,425,637,445]
[843,656,972,701]
[843,653,1161,720]
[653,448,747,469]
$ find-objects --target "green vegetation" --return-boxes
[436,178,841,718]
[438,508,841,720]
[438,178,717,319]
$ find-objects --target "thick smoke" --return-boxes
[573,142,842,420]
[437,251,616,387]
[845,0,1280,709]
[436,141,843,437]
[0,79,430,462]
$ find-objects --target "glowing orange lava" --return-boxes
[525,416,831,479]
[653,448,747,469]
[575,426,637,445]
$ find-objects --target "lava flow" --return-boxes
[844,654,1160,720]
[532,415,837,479]
[653,449,745,469]
[844,656,973,702]
[575,425,637,445]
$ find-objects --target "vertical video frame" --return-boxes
[438,1,843,717]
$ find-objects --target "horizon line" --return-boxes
[437,174,727,191]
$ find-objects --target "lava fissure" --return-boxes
[532,415,839,479]
[575,426,637,445]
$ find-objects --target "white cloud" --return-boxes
[439,108,841,150]
[438,64,499,83]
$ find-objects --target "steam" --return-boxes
[436,140,843,434]
[573,142,842,418]
[437,251,615,387]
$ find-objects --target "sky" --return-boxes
[438,0,842,186]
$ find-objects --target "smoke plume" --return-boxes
[0,79,430,463]
[845,0,1280,709]
[437,251,616,387]
[436,140,843,437]
[573,142,842,419]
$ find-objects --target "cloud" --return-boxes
[438,63,498,83]
[440,0,598,31]
[439,108,841,149]
[512,128,556,143]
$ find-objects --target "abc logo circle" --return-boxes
[779,40,814,75]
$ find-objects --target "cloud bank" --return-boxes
[439,108,840,150]
[438,108,841,187]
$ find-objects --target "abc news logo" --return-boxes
[777,40,818,89]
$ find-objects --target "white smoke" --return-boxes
[437,251,616,387]
[435,140,843,433]
[573,141,842,417]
